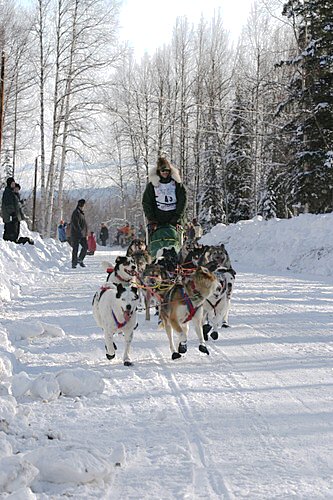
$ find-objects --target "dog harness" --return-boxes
[205,279,226,314]
[206,297,223,315]
[180,287,199,323]
[112,309,131,329]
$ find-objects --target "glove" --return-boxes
[148,223,157,235]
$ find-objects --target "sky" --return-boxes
[0,212,333,497]
[119,0,252,58]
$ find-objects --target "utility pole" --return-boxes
[32,157,38,231]
[0,50,5,160]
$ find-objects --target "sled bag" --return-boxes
[148,224,182,258]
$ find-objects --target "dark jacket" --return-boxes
[70,206,88,239]
[1,187,21,223]
[58,223,67,242]
[99,226,109,241]
[142,164,187,227]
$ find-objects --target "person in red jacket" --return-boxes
[87,231,97,255]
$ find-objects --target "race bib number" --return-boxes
[154,181,177,211]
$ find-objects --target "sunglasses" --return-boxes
[160,168,171,173]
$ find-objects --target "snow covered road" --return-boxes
[2,247,333,499]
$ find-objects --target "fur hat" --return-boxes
[149,157,181,187]
[157,157,171,173]
[6,177,15,187]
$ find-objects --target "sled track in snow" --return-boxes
[148,348,232,500]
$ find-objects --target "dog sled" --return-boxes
[148,224,183,258]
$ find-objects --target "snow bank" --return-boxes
[25,446,112,484]
[10,368,104,401]
[201,213,333,277]
[7,320,65,341]
[0,219,71,302]
[56,368,105,397]
[0,455,39,494]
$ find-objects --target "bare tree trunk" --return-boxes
[45,0,66,236]
[57,0,79,224]
[37,0,48,236]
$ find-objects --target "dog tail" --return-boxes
[101,260,113,272]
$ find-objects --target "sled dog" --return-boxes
[160,266,218,360]
[203,267,236,340]
[101,256,137,286]
[126,239,152,274]
[140,262,166,321]
[205,244,232,269]
[126,238,148,256]
[92,282,140,366]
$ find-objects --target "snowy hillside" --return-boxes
[201,213,333,277]
[0,214,332,498]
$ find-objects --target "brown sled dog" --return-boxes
[160,266,217,360]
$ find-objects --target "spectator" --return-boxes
[192,218,203,239]
[14,183,26,222]
[58,220,67,243]
[138,223,146,240]
[99,223,109,246]
[117,222,131,246]
[186,222,195,240]
[87,231,97,255]
[70,199,88,269]
[1,177,21,242]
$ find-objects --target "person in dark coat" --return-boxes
[142,156,187,235]
[70,199,88,268]
[99,223,109,246]
[1,177,22,242]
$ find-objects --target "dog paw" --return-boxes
[222,323,230,328]
[172,352,182,360]
[210,331,218,340]
[106,353,115,360]
[203,324,212,339]
[124,360,133,367]
[199,344,209,355]
[178,342,187,354]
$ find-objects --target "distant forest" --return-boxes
[0,0,332,236]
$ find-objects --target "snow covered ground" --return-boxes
[0,215,332,499]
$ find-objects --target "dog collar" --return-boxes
[115,271,132,283]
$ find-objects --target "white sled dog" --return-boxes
[92,282,140,366]
[203,267,236,340]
